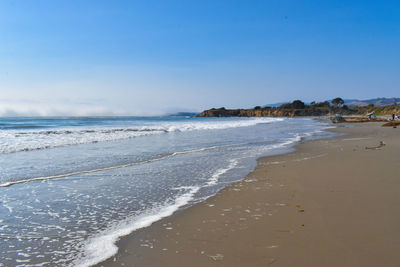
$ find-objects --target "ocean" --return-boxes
[0,116,333,266]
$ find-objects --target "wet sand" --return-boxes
[98,123,400,267]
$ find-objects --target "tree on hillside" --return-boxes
[332,97,344,107]
[292,100,305,109]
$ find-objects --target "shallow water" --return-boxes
[0,116,334,266]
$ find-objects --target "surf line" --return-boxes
[0,147,215,188]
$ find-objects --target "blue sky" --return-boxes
[0,0,399,115]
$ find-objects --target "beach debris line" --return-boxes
[331,116,388,123]
[296,204,305,213]
[382,121,400,127]
[208,253,224,261]
[365,141,386,150]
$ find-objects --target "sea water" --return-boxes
[0,116,333,266]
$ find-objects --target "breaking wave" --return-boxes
[0,118,283,154]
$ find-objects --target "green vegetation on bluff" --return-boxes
[199,98,400,117]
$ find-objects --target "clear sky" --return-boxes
[0,0,399,116]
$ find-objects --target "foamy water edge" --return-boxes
[72,186,200,267]
[69,129,325,267]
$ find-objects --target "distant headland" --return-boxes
[198,97,400,117]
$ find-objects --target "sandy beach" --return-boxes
[98,122,400,267]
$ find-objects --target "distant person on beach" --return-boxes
[392,113,395,120]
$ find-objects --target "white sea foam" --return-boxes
[0,132,305,188]
[72,186,200,267]
[0,118,283,154]
[206,159,239,186]
[0,146,219,188]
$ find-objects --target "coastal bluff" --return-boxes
[198,99,400,117]
[198,107,309,117]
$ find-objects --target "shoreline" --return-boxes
[98,122,400,267]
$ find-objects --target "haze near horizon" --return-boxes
[0,0,399,116]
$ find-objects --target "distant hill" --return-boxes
[263,102,289,108]
[344,97,400,107]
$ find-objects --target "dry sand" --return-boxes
[99,123,400,267]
